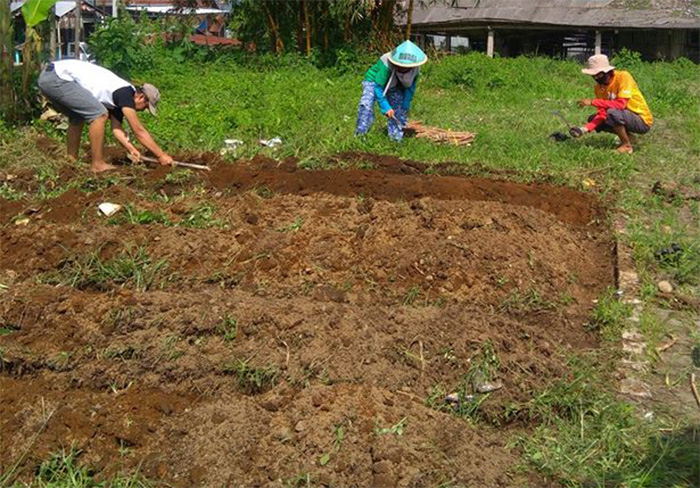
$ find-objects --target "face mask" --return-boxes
[396,68,417,88]
[595,71,613,86]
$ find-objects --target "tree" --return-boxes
[0,0,58,122]
[0,0,16,121]
[230,0,405,56]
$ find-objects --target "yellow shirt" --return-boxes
[594,70,653,126]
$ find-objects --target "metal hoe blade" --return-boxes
[551,110,574,130]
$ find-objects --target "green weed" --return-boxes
[0,183,26,201]
[283,473,313,488]
[253,186,274,199]
[41,246,169,292]
[586,287,633,340]
[164,168,194,185]
[223,358,279,394]
[204,270,243,288]
[0,446,154,488]
[102,344,139,361]
[180,203,222,228]
[109,205,171,226]
[402,285,420,306]
[498,288,559,315]
[319,423,346,466]
[374,416,407,436]
[218,315,238,342]
[102,307,137,331]
[161,335,184,361]
[276,216,304,233]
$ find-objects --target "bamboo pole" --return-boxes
[74,0,82,59]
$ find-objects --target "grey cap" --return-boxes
[141,83,160,116]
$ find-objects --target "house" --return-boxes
[11,0,107,59]
[405,0,700,61]
[113,0,232,40]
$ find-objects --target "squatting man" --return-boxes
[570,54,653,154]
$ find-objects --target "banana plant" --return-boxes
[19,0,59,119]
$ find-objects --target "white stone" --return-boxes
[657,281,673,293]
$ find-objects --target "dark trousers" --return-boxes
[588,109,650,134]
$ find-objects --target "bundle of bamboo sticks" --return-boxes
[404,121,476,146]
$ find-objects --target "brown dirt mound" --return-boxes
[0,153,613,487]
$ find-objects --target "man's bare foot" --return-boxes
[618,135,638,147]
[91,161,118,173]
[616,144,634,154]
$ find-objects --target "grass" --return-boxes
[498,288,560,315]
[180,202,223,228]
[2,447,154,488]
[222,358,279,394]
[585,287,633,341]
[512,354,700,488]
[109,204,171,226]
[40,246,169,292]
[117,51,697,189]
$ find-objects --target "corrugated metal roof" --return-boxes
[125,5,226,15]
[12,0,105,18]
[409,0,700,29]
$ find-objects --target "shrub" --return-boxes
[88,13,156,79]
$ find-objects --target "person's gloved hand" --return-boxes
[569,126,587,138]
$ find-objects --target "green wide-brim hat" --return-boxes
[388,40,428,68]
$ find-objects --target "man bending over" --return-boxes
[38,59,174,172]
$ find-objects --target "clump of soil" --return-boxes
[0,152,613,487]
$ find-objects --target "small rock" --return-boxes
[260,400,278,412]
[475,380,503,393]
[657,281,673,293]
[620,378,653,399]
[294,420,306,432]
[273,426,292,441]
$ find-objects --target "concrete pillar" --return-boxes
[487,28,494,57]
[595,30,602,55]
[112,0,118,18]
[445,34,452,52]
[669,30,684,59]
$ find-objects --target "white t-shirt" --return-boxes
[53,60,133,109]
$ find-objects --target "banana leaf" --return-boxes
[21,0,59,28]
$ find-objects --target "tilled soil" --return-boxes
[0,152,614,487]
